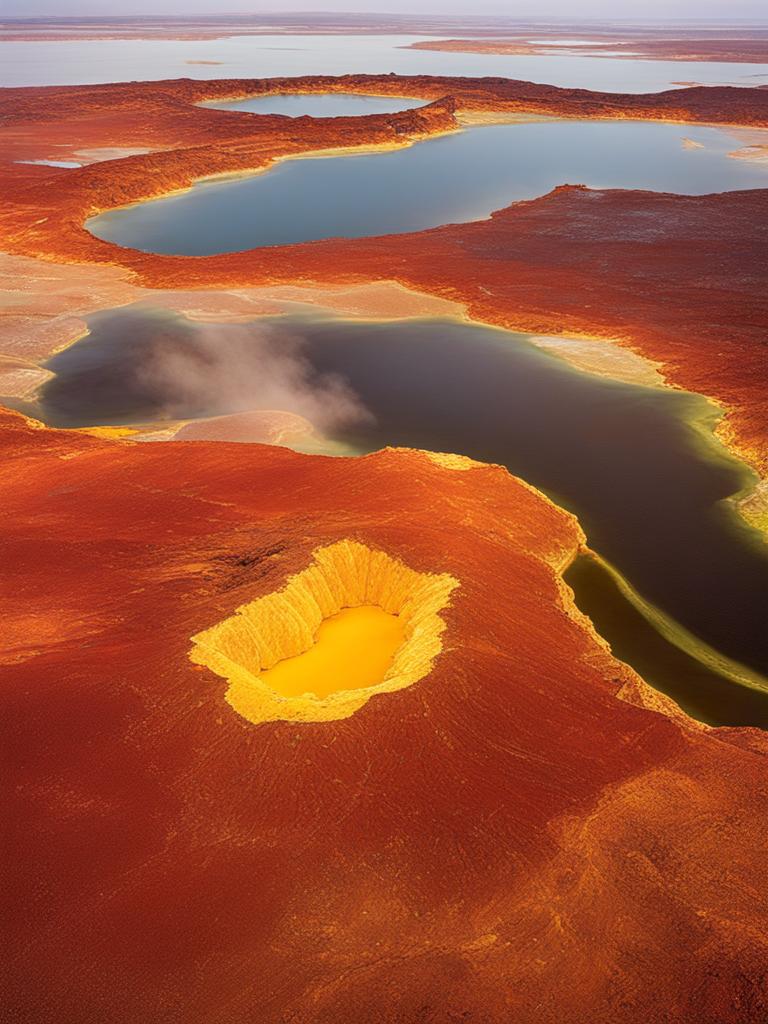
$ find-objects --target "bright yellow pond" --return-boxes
[259,605,405,699]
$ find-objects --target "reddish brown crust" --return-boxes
[2,408,768,1023]
[2,76,767,471]
[4,74,768,127]
[3,73,768,1021]
[409,36,768,65]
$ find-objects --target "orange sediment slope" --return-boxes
[2,407,768,1022]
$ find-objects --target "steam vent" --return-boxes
[190,540,459,723]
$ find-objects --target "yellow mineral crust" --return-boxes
[190,540,459,724]
[423,451,482,471]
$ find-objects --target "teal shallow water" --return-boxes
[86,119,768,255]
[203,93,424,117]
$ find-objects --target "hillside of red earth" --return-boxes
[2,75,767,472]
[3,406,768,1024]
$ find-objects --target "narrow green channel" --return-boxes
[565,554,768,728]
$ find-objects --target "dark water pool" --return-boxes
[19,307,768,716]
[565,555,768,728]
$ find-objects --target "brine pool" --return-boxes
[86,118,768,255]
[12,305,768,725]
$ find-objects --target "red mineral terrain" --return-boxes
[2,407,768,1024]
[2,70,768,1022]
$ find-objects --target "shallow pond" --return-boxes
[203,92,424,117]
[18,306,768,713]
[86,119,768,255]
[2,33,767,91]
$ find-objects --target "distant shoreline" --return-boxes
[3,14,768,57]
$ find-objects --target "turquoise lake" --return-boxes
[86,118,768,255]
[203,92,424,117]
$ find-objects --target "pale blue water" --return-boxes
[203,93,424,117]
[2,34,768,91]
[87,119,768,256]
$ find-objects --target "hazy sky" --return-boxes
[3,1,767,20]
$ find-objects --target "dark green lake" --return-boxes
[16,306,768,725]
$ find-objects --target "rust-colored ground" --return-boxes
[2,408,767,1024]
[2,73,768,1022]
